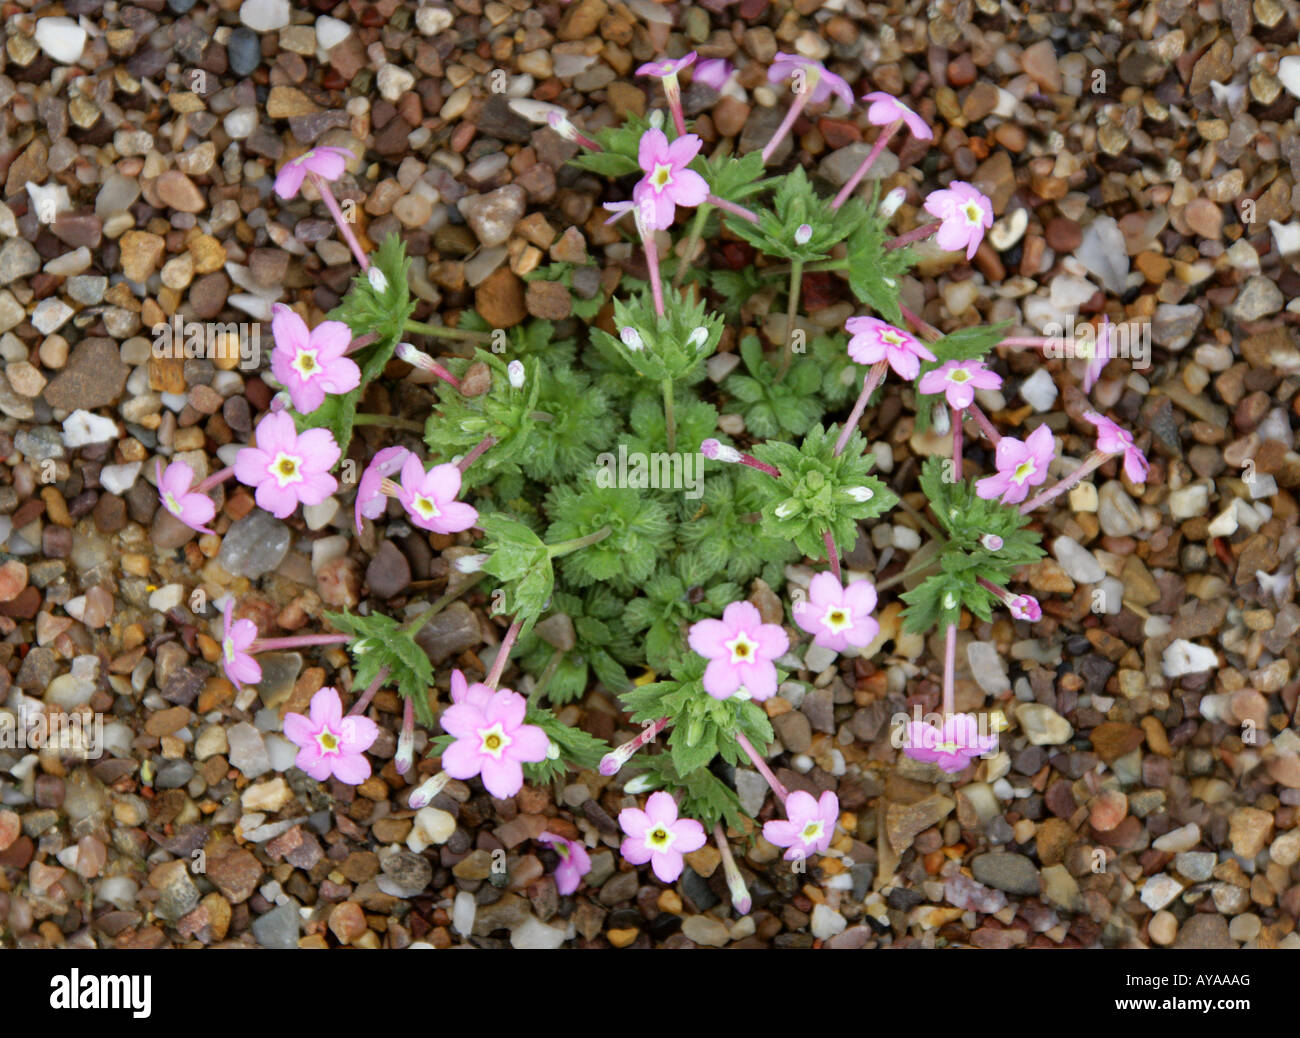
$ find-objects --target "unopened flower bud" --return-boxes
[774,498,800,519]
[942,591,958,611]
[395,727,414,775]
[687,327,709,350]
[879,186,907,219]
[367,267,389,294]
[395,341,421,365]
[454,553,489,573]
[981,534,1003,551]
[844,486,875,502]
[620,326,644,352]
[649,109,665,129]
[507,359,525,388]
[700,438,741,463]
[546,740,561,760]
[794,223,813,245]
[269,391,292,413]
[623,773,658,794]
[408,771,450,810]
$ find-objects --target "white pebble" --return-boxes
[1018,368,1058,412]
[99,461,141,495]
[240,0,290,32]
[1161,639,1218,678]
[34,17,87,65]
[62,409,119,448]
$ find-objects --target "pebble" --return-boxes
[218,512,291,579]
[1015,703,1073,746]
[1140,873,1183,911]
[967,641,1010,694]
[971,852,1041,895]
[251,901,300,949]
[227,722,272,779]
[681,915,731,947]
[34,17,87,65]
[459,186,526,248]
[240,0,289,32]
[1161,639,1218,678]
[510,916,567,950]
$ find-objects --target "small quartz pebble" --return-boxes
[34,17,87,64]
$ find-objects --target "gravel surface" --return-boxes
[1,0,1299,949]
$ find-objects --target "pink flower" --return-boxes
[861,91,933,140]
[1084,411,1149,484]
[768,53,854,107]
[233,411,340,519]
[632,129,708,230]
[693,58,734,91]
[1082,315,1112,393]
[762,790,838,861]
[1008,594,1042,622]
[354,445,409,534]
[902,713,998,774]
[283,686,380,784]
[923,181,994,260]
[688,601,789,701]
[537,832,592,896]
[438,686,549,799]
[975,424,1055,505]
[221,601,261,689]
[636,52,696,79]
[274,146,355,201]
[618,791,707,883]
[395,454,479,534]
[918,358,1003,409]
[155,458,215,534]
[269,305,360,415]
[450,667,493,711]
[793,573,880,653]
[845,316,937,381]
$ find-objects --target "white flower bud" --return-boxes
[845,486,875,502]
[620,327,644,352]
[649,109,665,129]
[367,267,389,293]
[623,773,658,794]
[507,360,525,388]
[454,553,489,573]
[794,223,813,245]
[687,327,709,350]
[394,341,420,364]
[879,186,907,219]
[546,740,561,760]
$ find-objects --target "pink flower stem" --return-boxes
[998,337,1053,349]
[898,303,942,342]
[951,403,963,475]
[736,452,781,479]
[193,466,234,494]
[833,360,888,457]
[885,221,940,252]
[666,81,687,137]
[823,529,841,582]
[975,576,1015,613]
[706,193,759,223]
[346,333,380,354]
[761,90,810,164]
[734,730,789,803]
[484,619,522,690]
[831,120,898,210]
[941,621,957,717]
[568,126,602,151]
[249,634,352,651]
[395,695,415,774]
[309,171,370,271]
[347,665,391,717]
[427,362,462,391]
[714,821,752,915]
[644,234,665,318]
[963,402,1002,446]
[457,435,498,473]
[599,716,670,775]
[1019,449,1109,515]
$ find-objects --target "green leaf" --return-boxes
[323,610,435,725]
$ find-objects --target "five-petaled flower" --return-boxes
[767,53,854,107]
[1084,411,1149,484]
[632,129,709,230]
[284,686,380,784]
[924,181,994,260]
[618,791,707,883]
[918,358,1003,409]
[269,304,361,415]
[438,685,548,799]
[233,411,341,519]
[537,832,593,896]
[273,146,355,200]
[688,600,789,701]
[396,454,479,534]
[762,790,839,861]
[793,573,880,653]
[861,91,933,140]
[845,316,937,380]
[1008,594,1042,622]
[975,424,1055,505]
[902,713,998,774]
[220,600,261,689]
[636,52,696,80]
[155,458,215,535]
[354,445,410,535]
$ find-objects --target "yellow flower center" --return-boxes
[413,494,441,520]
[1012,460,1036,485]
[164,491,183,517]
[963,201,984,226]
[822,606,852,633]
[801,819,824,843]
[317,730,340,755]
[292,348,319,378]
[271,452,303,487]
[935,740,961,754]
[881,330,905,346]
[646,826,675,851]
[650,163,674,192]
[478,722,511,760]
[949,368,970,383]
[726,632,757,664]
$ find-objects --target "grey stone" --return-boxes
[251,900,301,948]
[971,852,1041,895]
[218,511,291,578]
